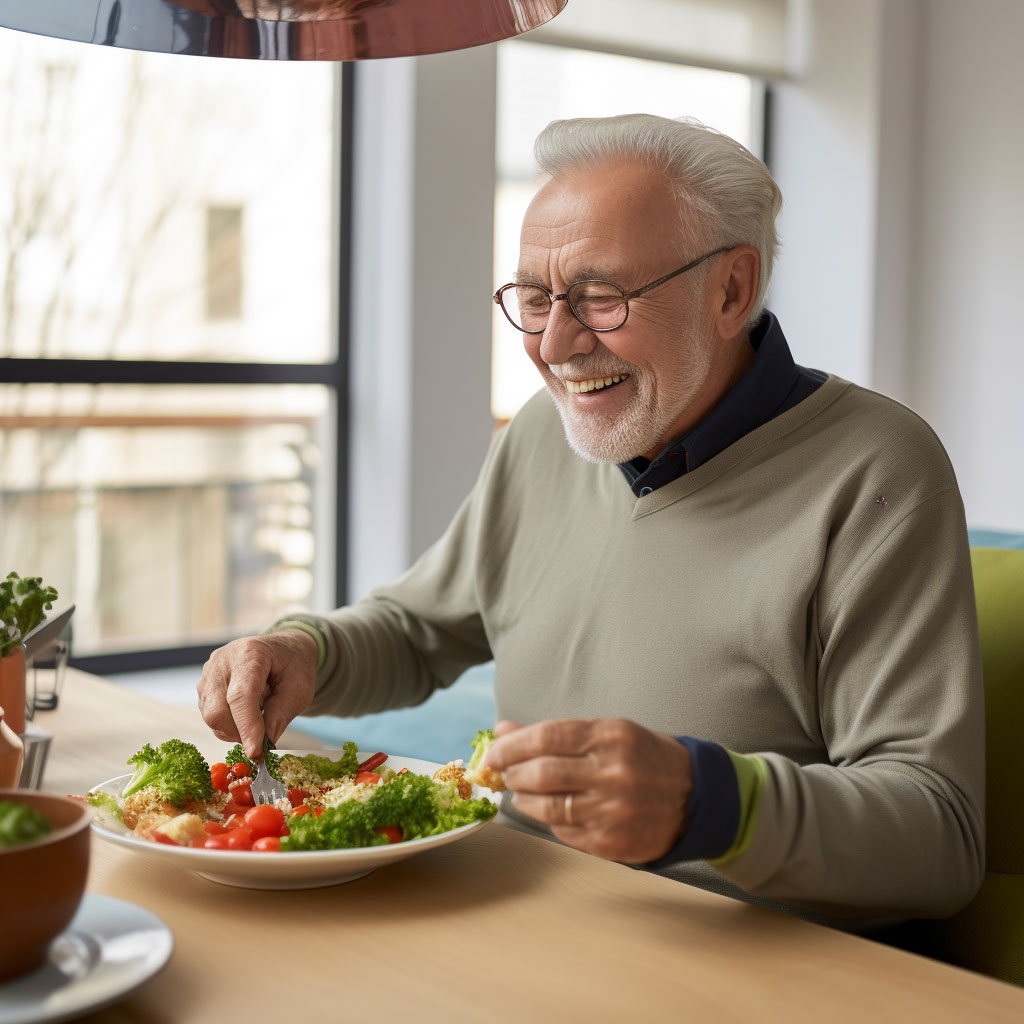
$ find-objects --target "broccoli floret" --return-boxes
[467,729,495,773]
[121,739,213,806]
[225,743,282,781]
[281,772,497,851]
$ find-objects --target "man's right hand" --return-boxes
[196,629,319,761]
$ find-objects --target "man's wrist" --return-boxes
[642,736,741,868]
[266,618,327,672]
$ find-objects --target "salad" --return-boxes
[86,731,503,854]
[0,801,52,848]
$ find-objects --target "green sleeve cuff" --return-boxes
[266,618,327,672]
[707,751,768,867]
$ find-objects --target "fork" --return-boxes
[250,733,288,805]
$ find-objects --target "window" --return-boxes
[0,32,351,671]
[492,40,764,423]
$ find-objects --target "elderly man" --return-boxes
[198,114,984,929]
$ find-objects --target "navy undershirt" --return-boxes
[619,310,825,497]
[622,311,826,864]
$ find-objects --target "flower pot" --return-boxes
[0,644,27,736]
[0,704,24,787]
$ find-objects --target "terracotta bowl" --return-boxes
[0,789,91,983]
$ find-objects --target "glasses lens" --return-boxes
[567,281,627,330]
[504,285,551,332]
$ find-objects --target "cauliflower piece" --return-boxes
[433,761,473,800]
[123,786,176,830]
[154,813,206,846]
[465,764,506,793]
[135,811,177,836]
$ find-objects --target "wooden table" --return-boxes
[31,670,1024,1022]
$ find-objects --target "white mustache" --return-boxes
[549,362,635,381]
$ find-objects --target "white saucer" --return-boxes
[0,893,173,1024]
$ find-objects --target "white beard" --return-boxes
[547,320,715,464]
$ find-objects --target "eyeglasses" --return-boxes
[492,247,730,334]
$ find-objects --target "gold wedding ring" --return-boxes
[563,792,574,826]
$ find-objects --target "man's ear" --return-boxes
[712,245,760,337]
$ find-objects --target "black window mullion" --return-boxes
[0,358,340,387]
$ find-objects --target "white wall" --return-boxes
[909,0,1024,533]
[770,0,1024,532]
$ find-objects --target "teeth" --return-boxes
[566,374,626,394]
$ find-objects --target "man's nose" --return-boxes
[537,298,596,366]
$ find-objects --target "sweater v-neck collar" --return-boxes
[629,375,851,520]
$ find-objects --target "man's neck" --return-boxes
[642,332,755,461]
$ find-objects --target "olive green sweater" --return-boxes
[296,376,985,927]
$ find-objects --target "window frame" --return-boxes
[0,62,356,677]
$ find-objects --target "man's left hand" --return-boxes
[484,718,692,863]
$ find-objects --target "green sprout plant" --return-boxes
[0,573,59,659]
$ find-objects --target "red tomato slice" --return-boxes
[210,763,230,792]
[152,831,180,846]
[354,772,382,786]
[251,836,281,853]
[291,804,310,816]
[373,825,403,844]
[287,788,309,807]
[229,761,253,780]
[244,804,285,840]
[357,751,388,773]
[313,806,323,817]
[203,821,228,835]
[190,836,207,848]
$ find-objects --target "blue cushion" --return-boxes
[293,661,497,765]
[967,528,1024,550]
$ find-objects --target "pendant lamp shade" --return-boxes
[0,0,569,61]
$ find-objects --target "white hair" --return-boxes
[533,114,782,324]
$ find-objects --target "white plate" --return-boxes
[0,893,172,1024]
[89,750,499,890]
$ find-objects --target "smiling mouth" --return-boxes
[563,374,630,395]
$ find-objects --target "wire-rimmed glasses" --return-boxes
[493,247,730,334]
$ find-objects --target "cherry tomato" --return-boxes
[190,836,207,848]
[373,825,403,844]
[225,827,253,851]
[243,804,285,840]
[228,782,254,807]
[203,821,227,835]
[152,831,180,846]
[210,762,230,792]
[291,804,310,816]
[354,772,382,786]
[287,788,309,807]
[313,806,323,817]
[229,761,253,780]
[203,834,231,850]
[252,836,281,853]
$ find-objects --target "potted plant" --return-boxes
[0,573,59,737]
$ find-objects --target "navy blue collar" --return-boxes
[619,311,825,497]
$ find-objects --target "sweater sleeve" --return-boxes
[710,487,986,922]
[285,431,504,720]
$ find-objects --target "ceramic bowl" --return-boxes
[0,789,91,983]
